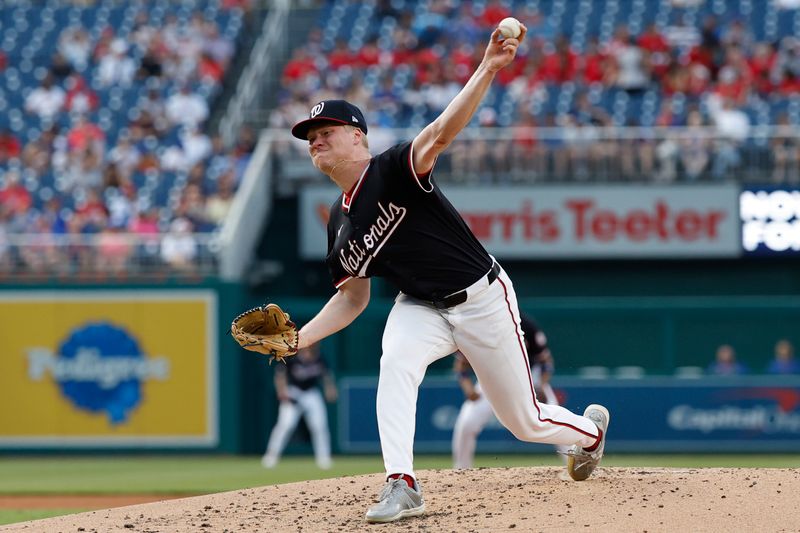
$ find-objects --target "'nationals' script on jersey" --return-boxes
[325,142,492,301]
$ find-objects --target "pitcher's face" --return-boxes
[307,123,358,174]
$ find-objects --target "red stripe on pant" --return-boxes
[496,276,598,440]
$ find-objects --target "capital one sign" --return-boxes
[300,185,740,259]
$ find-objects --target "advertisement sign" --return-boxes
[0,291,218,448]
[301,185,740,259]
[741,188,800,255]
[338,377,800,453]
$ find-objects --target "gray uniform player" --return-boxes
[289,24,610,524]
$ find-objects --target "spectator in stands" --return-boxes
[638,23,670,80]
[108,134,142,180]
[175,183,212,232]
[618,117,656,180]
[771,113,800,183]
[540,113,569,180]
[707,95,750,180]
[97,39,136,87]
[203,21,235,70]
[664,12,700,51]
[581,35,613,85]
[129,205,161,267]
[0,170,32,217]
[479,0,511,28]
[721,19,754,52]
[198,51,224,85]
[24,74,65,122]
[64,75,99,114]
[679,109,712,181]
[135,87,170,137]
[282,48,319,86]
[750,42,777,95]
[611,33,650,94]
[771,37,800,93]
[130,11,158,51]
[165,85,210,128]
[540,35,578,84]
[205,169,236,226]
[58,26,92,70]
[41,197,68,234]
[707,344,748,376]
[92,26,115,63]
[0,128,21,164]
[510,110,543,179]
[160,217,198,271]
[137,40,165,80]
[22,125,62,176]
[766,339,800,374]
[0,206,10,269]
[161,125,212,172]
[103,169,136,229]
[49,51,75,81]
[96,220,133,274]
[18,216,61,274]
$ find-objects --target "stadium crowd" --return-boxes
[270,0,800,184]
[0,1,252,276]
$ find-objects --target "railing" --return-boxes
[0,233,221,280]
[265,125,800,192]
[218,0,290,146]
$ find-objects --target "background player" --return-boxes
[289,23,610,524]
[452,314,569,469]
[261,343,337,470]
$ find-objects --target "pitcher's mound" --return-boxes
[6,467,799,532]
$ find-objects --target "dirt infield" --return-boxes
[3,467,799,532]
[0,495,187,510]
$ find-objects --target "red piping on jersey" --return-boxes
[497,276,599,440]
[408,141,435,193]
[334,275,352,289]
[342,162,370,213]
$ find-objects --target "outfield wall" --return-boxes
[1,283,798,453]
[340,376,800,454]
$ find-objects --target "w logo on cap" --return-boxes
[310,102,325,118]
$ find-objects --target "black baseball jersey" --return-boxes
[325,141,492,301]
[520,315,554,375]
[276,355,329,391]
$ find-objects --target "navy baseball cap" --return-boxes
[291,100,368,140]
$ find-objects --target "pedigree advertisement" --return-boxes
[300,185,741,259]
[0,291,218,448]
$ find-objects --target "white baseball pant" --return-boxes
[377,266,599,479]
[452,382,570,469]
[263,385,332,469]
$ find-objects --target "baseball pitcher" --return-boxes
[285,23,610,524]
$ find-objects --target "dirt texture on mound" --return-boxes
[4,467,799,532]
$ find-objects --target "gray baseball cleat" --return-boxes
[365,478,425,523]
[566,404,610,481]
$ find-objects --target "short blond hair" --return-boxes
[344,125,369,149]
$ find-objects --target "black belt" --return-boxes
[429,262,501,309]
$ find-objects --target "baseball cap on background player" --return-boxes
[291,100,368,140]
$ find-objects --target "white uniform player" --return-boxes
[289,24,610,524]
[261,344,337,470]
[452,314,569,469]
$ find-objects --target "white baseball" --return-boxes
[498,17,521,39]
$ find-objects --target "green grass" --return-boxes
[0,509,88,524]
[1,454,798,495]
[1,454,798,526]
